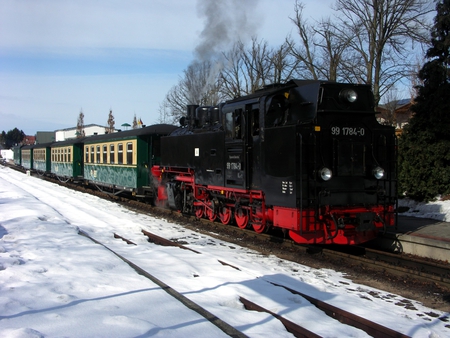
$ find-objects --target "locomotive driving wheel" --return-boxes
[252,222,267,233]
[235,207,249,229]
[206,201,216,221]
[219,206,232,225]
[194,205,204,218]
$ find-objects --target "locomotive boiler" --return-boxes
[153,80,397,245]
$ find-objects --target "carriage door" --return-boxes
[224,108,249,189]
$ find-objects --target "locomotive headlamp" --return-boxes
[340,89,358,103]
[319,167,333,181]
[373,166,385,180]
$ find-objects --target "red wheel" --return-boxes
[235,208,249,229]
[252,223,266,233]
[206,202,216,221]
[219,207,232,225]
[195,205,204,218]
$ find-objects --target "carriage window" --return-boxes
[90,146,94,163]
[118,143,123,164]
[68,148,71,163]
[96,146,100,163]
[63,148,67,162]
[127,142,133,164]
[110,144,115,164]
[103,145,107,163]
[85,147,89,163]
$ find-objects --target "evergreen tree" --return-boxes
[398,0,450,201]
[0,128,26,148]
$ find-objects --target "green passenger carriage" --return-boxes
[32,143,52,174]
[82,124,176,197]
[12,146,22,166]
[20,145,33,170]
[51,138,85,181]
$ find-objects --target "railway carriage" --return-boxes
[82,124,176,197]
[20,145,33,170]
[50,138,85,181]
[155,80,397,245]
[31,143,52,174]
[12,146,22,166]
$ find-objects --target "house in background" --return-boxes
[55,124,115,141]
[376,98,414,135]
[36,131,55,144]
[22,135,36,145]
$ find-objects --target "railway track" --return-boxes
[326,245,450,289]
[161,209,450,291]
[88,228,412,337]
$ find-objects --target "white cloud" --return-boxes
[1,0,202,50]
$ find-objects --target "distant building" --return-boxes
[1,148,14,161]
[36,131,56,144]
[55,124,116,142]
[22,135,36,145]
[377,98,414,134]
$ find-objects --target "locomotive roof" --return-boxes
[225,79,371,104]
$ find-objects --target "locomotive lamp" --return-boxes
[319,167,333,181]
[339,89,358,103]
[373,166,385,179]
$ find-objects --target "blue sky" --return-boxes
[0,0,333,135]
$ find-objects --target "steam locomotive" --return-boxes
[153,80,397,245]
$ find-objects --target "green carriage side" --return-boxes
[32,143,52,174]
[50,138,85,180]
[82,124,176,197]
[13,146,22,166]
[21,145,33,170]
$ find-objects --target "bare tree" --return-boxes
[287,1,349,81]
[76,110,85,138]
[106,109,115,134]
[287,2,321,80]
[159,60,222,125]
[287,0,432,106]
[268,40,299,84]
[219,37,296,99]
[219,42,246,98]
[378,88,400,126]
[334,0,433,106]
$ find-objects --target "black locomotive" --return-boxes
[152,80,397,245]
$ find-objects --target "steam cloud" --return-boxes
[195,0,259,60]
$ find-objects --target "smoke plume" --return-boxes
[195,0,259,61]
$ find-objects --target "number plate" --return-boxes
[331,126,365,136]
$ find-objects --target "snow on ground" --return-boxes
[0,166,449,337]
[398,198,450,222]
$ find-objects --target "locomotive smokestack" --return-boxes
[187,105,199,128]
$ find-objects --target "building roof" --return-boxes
[55,124,108,132]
